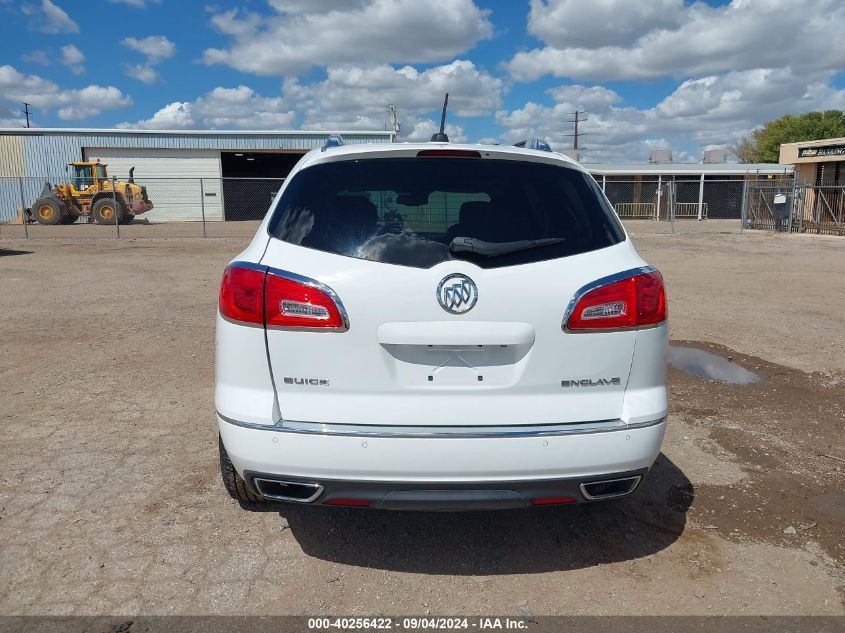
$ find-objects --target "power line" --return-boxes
[562,110,588,150]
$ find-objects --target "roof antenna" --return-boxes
[430,93,449,142]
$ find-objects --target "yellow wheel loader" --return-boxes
[29,161,154,225]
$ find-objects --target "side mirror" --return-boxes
[65,165,68,174]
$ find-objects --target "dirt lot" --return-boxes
[0,222,843,616]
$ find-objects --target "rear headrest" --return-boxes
[336,196,377,224]
[459,201,489,225]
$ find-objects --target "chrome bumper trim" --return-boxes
[217,412,666,439]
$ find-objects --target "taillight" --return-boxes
[565,269,666,331]
[219,263,347,330]
[264,273,346,329]
[219,265,265,325]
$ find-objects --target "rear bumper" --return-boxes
[218,414,666,507]
[243,470,649,510]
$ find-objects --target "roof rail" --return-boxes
[321,135,345,151]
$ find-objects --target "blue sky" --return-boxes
[1,0,844,162]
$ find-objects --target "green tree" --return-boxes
[731,110,845,163]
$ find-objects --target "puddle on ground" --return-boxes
[668,346,761,385]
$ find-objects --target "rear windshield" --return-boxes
[268,157,625,269]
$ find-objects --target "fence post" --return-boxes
[111,177,120,239]
[199,178,207,238]
[740,179,748,232]
[601,174,606,193]
[789,178,798,233]
[18,177,29,239]
[656,174,662,220]
[697,173,705,221]
[669,181,675,234]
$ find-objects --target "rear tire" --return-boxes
[219,435,265,504]
[92,198,126,225]
[31,198,66,225]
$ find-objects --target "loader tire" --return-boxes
[219,434,265,505]
[92,198,126,225]
[31,198,66,225]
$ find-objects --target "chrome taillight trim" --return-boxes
[561,265,665,333]
[227,260,350,332]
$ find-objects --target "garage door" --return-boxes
[84,148,223,222]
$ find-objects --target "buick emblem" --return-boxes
[437,273,478,314]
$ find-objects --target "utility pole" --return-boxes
[21,102,31,128]
[563,110,588,150]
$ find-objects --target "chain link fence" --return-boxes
[599,178,753,235]
[0,176,280,239]
[602,178,748,221]
[7,172,843,240]
[741,180,845,236]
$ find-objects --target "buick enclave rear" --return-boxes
[215,141,667,510]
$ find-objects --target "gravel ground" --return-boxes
[0,222,843,616]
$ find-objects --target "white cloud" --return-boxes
[120,59,502,134]
[124,64,159,85]
[546,85,620,110]
[0,65,131,121]
[107,0,160,6]
[118,85,296,130]
[495,70,845,163]
[202,0,493,76]
[122,35,175,83]
[120,102,196,130]
[22,50,50,66]
[527,0,684,48]
[402,118,467,143]
[266,0,367,13]
[122,35,176,64]
[56,86,131,120]
[196,86,296,129]
[0,107,29,128]
[507,0,845,82]
[285,60,504,131]
[60,44,85,75]
[21,0,78,34]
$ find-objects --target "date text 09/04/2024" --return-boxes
[307,617,530,630]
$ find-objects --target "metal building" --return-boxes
[0,128,395,222]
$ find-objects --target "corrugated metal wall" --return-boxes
[0,136,27,221]
[17,130,391,180]
[0,130,392,221]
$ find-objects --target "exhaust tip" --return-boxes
[252,478,323,503]
[580,476,642,500]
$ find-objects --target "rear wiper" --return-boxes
[448,236,565,257]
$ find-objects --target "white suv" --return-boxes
[216,140,667,510]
